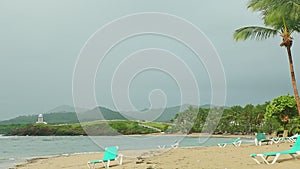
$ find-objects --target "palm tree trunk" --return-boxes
[286,46,300,117]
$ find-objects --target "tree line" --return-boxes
[170,95,300,135]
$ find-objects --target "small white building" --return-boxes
[36,114,47,124]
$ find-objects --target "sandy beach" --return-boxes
[15,141,300,169]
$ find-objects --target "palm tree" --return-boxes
[234,0,300,117]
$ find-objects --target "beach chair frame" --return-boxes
[158,140,179,149]
[217,138,242,147]
[87,146,123,169]
[251,136,300,164]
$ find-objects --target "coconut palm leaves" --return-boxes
[234,26,278,41]
[247,0,300,31]
[234,0,300,117]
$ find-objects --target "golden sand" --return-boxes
[15,141,300,169]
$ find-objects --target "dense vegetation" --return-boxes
[170,95,300,135]
[0,121,171,136]
[6,123,85,136]
[0,124,31,135]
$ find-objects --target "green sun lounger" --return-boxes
[250,136,300,164]
[255,133,273,146]
[87,146,123,169]
[217,137,242,147]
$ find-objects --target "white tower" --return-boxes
[36,114,47,124]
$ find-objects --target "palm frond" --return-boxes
[264,0,300,27]
[248,0,300,31]
[234,26,278,41]
[248,0,270,11]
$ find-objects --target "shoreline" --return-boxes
[128,132,255,138]
[9,134,256,169]
[2,132,255,139]
[14,141,300,169]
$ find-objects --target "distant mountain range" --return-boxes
[0,104,223,125]
[46,105,88,114]
[0,106,125,125]
[121,105,189,122]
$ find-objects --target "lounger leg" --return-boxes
[106,160,110,168]
[289,138,295,143]
[87,162,95,169]
[235,140,242,146]
[218,143,226,147]
[271,154,280,164]
[116,154,123,165]
[102,161,107,168]
[118,154,123,165]
[251,157,261,164]
[272,139,280,144]
[158,145,165,149]
[258,154,270,164]
[234,142,238,146]
[289,154,296,159]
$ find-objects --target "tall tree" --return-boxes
[265,94,297,129]
[234,0,300,117]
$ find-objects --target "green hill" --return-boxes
[108,105,189,122]
[153,106,183,122]
[0,105,192,125]
[77,107,127,122]
[0,107,126,125]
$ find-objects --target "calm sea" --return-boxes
[0,135,253,169]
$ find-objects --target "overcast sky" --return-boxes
[1,0,299,120]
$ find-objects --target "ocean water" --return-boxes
[0,135,253,169]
